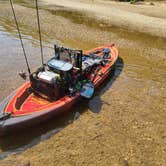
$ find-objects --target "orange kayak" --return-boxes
[0,43,118,135]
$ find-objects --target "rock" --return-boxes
[150,2,155,6]
[119,158,129,166]
[73,112,81,120]
[24,161,30,166]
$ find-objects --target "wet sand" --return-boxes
[0,0,166,165]
[42,0,166,38]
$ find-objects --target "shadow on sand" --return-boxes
[88,57,124,113]
[0,57,124,159]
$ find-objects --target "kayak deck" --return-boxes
[5,83,77,116]
[4,44,118,117]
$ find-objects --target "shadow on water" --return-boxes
[0,58,123,159]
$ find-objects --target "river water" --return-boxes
[0,2,165,162]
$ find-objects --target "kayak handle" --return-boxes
[0,113,11,121]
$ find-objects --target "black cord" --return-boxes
[9,0,31,74]
[35,0,44,66]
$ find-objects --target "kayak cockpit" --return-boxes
[30,47,83,100]
[29,45,112,100]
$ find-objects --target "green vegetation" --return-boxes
[118,0,143,4]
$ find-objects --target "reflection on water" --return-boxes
[0,24,54,101]
[0,109,78,159]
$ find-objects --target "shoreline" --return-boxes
[42,0,166,38]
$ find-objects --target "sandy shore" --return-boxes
[42,0,166,38]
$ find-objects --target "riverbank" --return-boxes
[42,0,166,38]
[0,0,166,165]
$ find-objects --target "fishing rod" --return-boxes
[35,0,44,67]
[9,0,31,74]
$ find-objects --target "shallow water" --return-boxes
[0,22,55,101]
[0,2,165,161]
[0,19,123,158]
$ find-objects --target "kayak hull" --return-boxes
[0,43,118,135]
[0,94,79,135]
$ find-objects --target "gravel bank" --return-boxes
[42,0,166,38]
